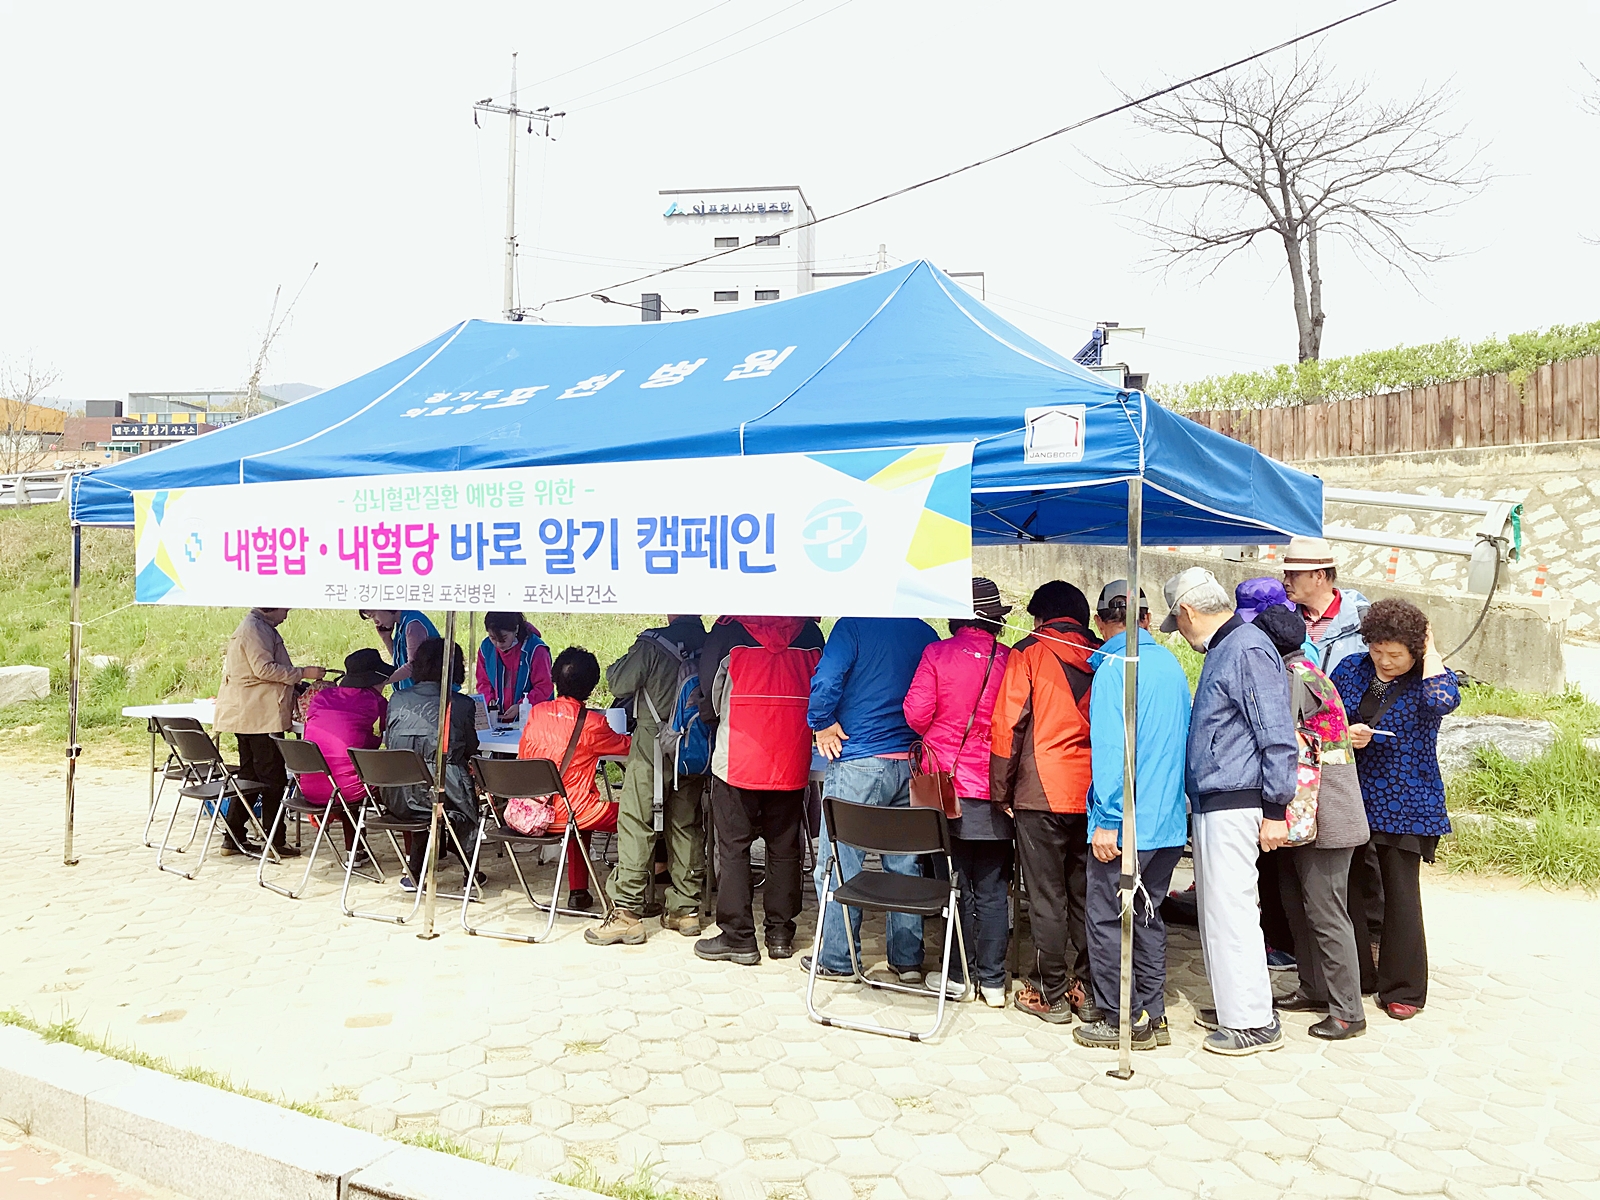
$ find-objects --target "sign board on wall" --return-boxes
[133,445,975,617]
[112,423,201,438]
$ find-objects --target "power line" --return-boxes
[540,0,1400,311]
[509,0,736,96]
[580,0,857,113]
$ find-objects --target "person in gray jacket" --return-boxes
[1163,568,1297,1056]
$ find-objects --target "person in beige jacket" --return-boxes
[214,608,325,855]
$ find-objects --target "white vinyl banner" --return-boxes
[134,445,975,616]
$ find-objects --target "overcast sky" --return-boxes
[2,0,1597,401]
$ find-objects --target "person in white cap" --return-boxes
[1280,536,1370,675]
[1162,567,1296,1056]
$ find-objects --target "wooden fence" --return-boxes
[1185,353,1600,462]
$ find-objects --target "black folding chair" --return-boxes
[156,727,271,879]
[342,747,477,925]
[258,735,377,899]
[141,716,199,848]
[465,756,613,943]
[805,797,970,1042]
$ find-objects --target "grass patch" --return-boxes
[554,1157,701,1200]
[564,1039,607,1055]
[1453,681,1600,733]
[390,1127,512,1166]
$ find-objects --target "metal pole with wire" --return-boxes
[419,609,458,940]
[475,57,563,323]
[1109,478,1141,1081]
[63,522,83,867]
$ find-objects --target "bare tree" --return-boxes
[1583,66,1600,246]
[0,356,63,475]
[1096,51,1486,362]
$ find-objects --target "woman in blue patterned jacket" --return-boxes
[1330,598,1459,1022]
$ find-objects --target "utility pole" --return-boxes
[475,54,563,322]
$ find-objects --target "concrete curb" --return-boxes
[0,1026,594,1200]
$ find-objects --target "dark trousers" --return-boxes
[948,838,1014,988]
[1256,848,1296,956]
[711,779,804,950]
[1347,841,1386,945]
[1351,841,1429,1008]
[1279,844,1363,1022]
[1085,845,1182,1024]
[1014,809,1091,1003]
[229,733,285,845]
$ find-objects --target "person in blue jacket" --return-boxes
[806,616,939,983]
[1075,581,1192,1051]
[361,609,438,691]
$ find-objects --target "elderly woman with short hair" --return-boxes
[1329,598,1459,1021]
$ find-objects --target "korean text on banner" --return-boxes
[133,445,975,617]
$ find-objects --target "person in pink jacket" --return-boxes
[299,649,391,857]
[902,577,1014,1007]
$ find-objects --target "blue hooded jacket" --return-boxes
[807,617,939,760]
[1088,629,1192,851]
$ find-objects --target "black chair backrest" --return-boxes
[167,726,224,767]
[347,747,433,790]
[823,796,950,857]
[272,734,331,776]
[154,716,205,751]
[472,755,564,801]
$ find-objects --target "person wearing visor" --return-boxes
[476,611,553,719]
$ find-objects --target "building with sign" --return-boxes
[62,389,300,461]
[645,185,816,320]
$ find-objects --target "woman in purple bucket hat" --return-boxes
[1237,577,1317,661]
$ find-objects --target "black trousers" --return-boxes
[1256,848,1296,956]
[1085,845,1182,1024]
[948,838,1014,988]
[1014,809,1091,1003]
[711,779,804,950]
[229,732,285,845]
[1351,841,1429,1008]
[1347,841,1386,946]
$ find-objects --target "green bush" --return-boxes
[1157,320,1600,410]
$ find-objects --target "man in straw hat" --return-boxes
[1280,536,1370,675]
[1162,567,1296,1055]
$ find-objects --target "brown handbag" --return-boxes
[908,640,999,822]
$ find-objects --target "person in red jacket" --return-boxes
[517,647,631,911]
[695,615,823,966]
[990,580,1103,1025]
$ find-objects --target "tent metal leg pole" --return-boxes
[64,523,84,867]
[420,609,457,940]
[1111,478,1141,1081]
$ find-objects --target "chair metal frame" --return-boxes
[804,796,971,1042]
[464,755,613,943]
[257,735,379,899]
[155,726,273,879]
[141,716,202,848]
[341,747,478,925]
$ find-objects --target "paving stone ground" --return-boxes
[5,760,1600,1200]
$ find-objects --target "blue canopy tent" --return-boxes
[63,263,1320,1062]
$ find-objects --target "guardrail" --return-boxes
[0,470,72,506]
[1322,486,1522,594]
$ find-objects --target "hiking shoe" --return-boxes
[1152,1015,1171,1046]
[1194,1007,1219,1031]
[694,933,760,966]
[567,888,594,912]
[981,984,1007,1009]
[1265,947,1297,971]
[661,909,703,937]
[1015,984,1073,1024]
[584,907,647,946]
[1309,1015,1367,1040]
[1065,977,1104,1024]
[801,956,855,981]
[1203,1018,1284,1057]
[1072,1015,1157,1051]
[1275,989,1329,1013]
[765,933,795,960]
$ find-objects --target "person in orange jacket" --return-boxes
[518,647,631,911]
[990,580,1103,1025]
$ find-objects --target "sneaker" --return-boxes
[800,956,855,981]
[923,971,966,999]
[694,933,760,966]
[1275,989,1329,1013]
[584,907,647,946]
[980,984,1007,1009]
[1265,947,1297,971]
[1385,1002,1420,1021]
[1203,1017,1284,1057]
[1014,984,1074,1024]
[660,910,703,937]
[348,848,373,871]
[1194,1007,1219,1031]
[400,875,417,893]
[567,888,594,912]
[1072,1014,1157,1051]
[271,843,302,859]
[1309,1015,1368,1040]
[893,965,925,986]
[1065,977,1103,1023]
[1152,1015,1171,1046]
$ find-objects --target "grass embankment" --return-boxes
[0,503,648,762]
